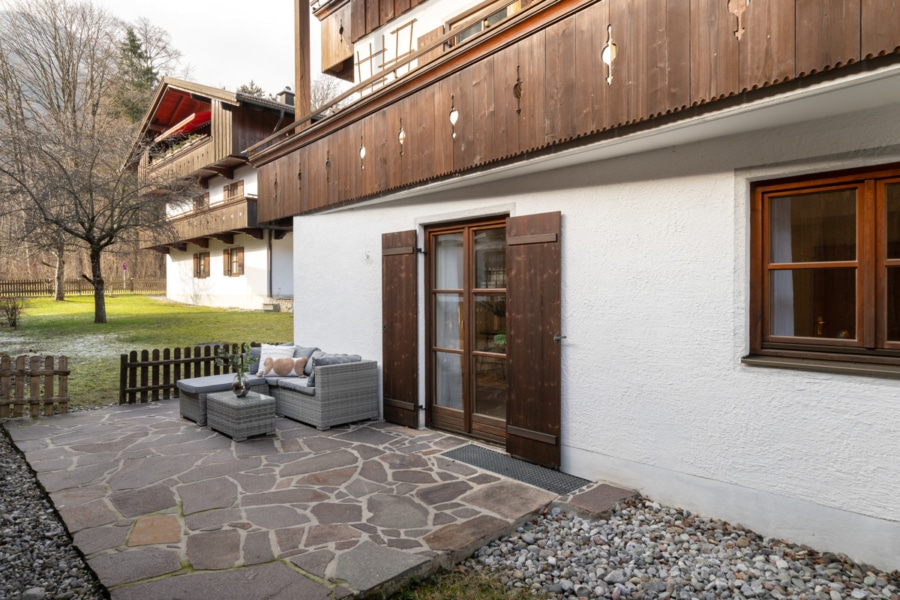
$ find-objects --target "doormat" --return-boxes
[442,444,590,495]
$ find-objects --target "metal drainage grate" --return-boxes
[442,444,590,495]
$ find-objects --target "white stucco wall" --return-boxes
[167,232,271,309]
[289,92,900,569]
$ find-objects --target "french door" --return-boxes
[427,219,508,443]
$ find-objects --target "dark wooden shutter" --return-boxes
[382,230,418,427]
[505,211,562,468]
[235,247,244,276]
[223,249,231,276]
[193,254,199,278]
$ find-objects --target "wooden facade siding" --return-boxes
[252,0,900,223]
[350,0,427,42]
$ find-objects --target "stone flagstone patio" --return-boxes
[3,401,632,599]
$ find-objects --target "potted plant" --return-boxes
[216,343,253,397]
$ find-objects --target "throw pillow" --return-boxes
[255,344,295,376]
[305,354,362,387]
[261,356,308,377]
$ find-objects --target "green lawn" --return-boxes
[0,295,293,408]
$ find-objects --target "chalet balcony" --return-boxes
[143,195,289,252]
[249,0,900,223]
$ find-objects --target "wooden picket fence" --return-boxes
[0,278,166,298]
[119,342,276,405]
[0,355,69,418]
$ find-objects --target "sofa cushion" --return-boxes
[276,377,316,396]
[293,346,319,360]
[306,354,362,387]
[177,373,267,394]
[255,344,295,376]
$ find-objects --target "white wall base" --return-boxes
[565,444,900,572]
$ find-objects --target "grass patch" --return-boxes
[0,295,293,408]
[389,568,527,600]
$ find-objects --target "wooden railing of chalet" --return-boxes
[249,0,900,221]
[119,342,279,405]
[0,355,69,418]
[166,197,260,242]
[0,279,166,298]
[139,137,214,184]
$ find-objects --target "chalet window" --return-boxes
[223,180,244,202]
[751,165,900,364]
[193,252,210,279]
[223,247,244,277]
[193,192,209,211]
[448,0,521,48]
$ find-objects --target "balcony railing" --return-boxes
[248,0,900,223]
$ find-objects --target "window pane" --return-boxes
[474,294,506,353]
[434,352,463,409]
[474,227,506,288]
[769,268,856,339]
[474,356,506,419]
[435,293,462,349]
[889,267,900,342]
[769,190,856,263]
[888,184,900,259]
[434,233,463,289]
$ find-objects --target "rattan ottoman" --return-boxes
[206,390,276,442]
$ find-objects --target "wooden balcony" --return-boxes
[143,197,289,252]
[249,0,900,222]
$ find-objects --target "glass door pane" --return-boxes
[434,353,463,409]
[474,356,506,419]
[435,233,463,289]
[435,294,463,349]
[474,227,506,288]
[474,294,506,352]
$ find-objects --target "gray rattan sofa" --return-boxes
[177,346,379,430]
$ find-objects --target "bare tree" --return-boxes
[0,0,193,323]
[311,75,349,113]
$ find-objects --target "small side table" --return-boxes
[206,391,276,442]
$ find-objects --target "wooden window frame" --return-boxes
[223,247,244,277]
[193,252,210,279]
[750,163,900,366]
[193,192,209,212]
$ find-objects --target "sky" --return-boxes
[98,0,322,97]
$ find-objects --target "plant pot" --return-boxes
[232,373,250,398]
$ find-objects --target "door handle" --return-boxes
[553,334,566,343]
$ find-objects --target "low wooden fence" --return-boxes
[0,278,166,298]
[0,355,69,418]
[119,342,276,404]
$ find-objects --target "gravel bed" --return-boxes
[3,407,900,600]
[1,414,107,600]
[464,499,900,599]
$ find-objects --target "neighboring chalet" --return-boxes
[249,0,900,570]
[138,78,295,310]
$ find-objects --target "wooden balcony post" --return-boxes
[295,0,312,131]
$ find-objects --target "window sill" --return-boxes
[742,355,900,379]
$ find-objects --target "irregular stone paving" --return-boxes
[4,401,577,599]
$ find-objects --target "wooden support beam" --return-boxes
[242,228,265,240]
[210,233,235,244]
[187,238,209,248]
[206,166,235,179]
[273,229,291,240]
